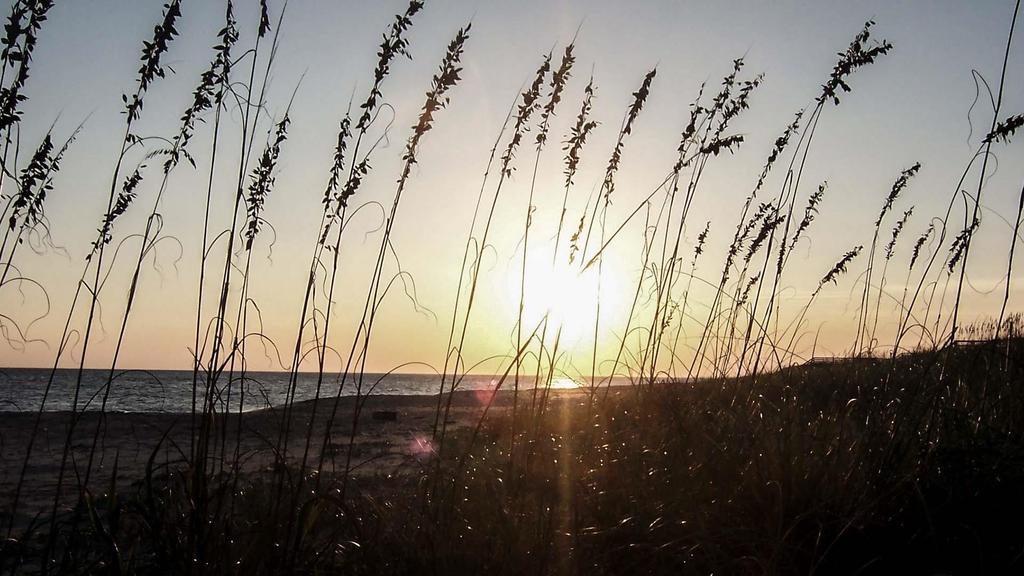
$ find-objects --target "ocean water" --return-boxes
[0,368,585,414]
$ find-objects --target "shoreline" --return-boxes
[0,367,608,414]
[0,384,594,415]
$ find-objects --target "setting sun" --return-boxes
[504,247,622,348]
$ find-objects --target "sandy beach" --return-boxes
[0,387,587,528]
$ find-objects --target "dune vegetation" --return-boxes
[0,0,1023,573]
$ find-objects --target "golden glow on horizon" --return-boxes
[1,1,1021,375]
[548,377,580,389]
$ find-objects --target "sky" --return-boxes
[1,0,1023,377]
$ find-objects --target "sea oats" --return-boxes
[244,113,290,250]
[563,76,597,189]
[818,245,863,291]
[125,0,182,123]
[984,113,1023,144]
[884,207,913,260]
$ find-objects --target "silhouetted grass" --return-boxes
[1,0,1023,574]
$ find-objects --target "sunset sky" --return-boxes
[2,0,1022,376]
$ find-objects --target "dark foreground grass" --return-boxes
[409,340,1024,575]
[5,335,1022,575]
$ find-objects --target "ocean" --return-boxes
[0,368,586,413]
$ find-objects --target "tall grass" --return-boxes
[1,1,1023,574]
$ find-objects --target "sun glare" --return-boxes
[505,249,622,348]
[548,376,581,389]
